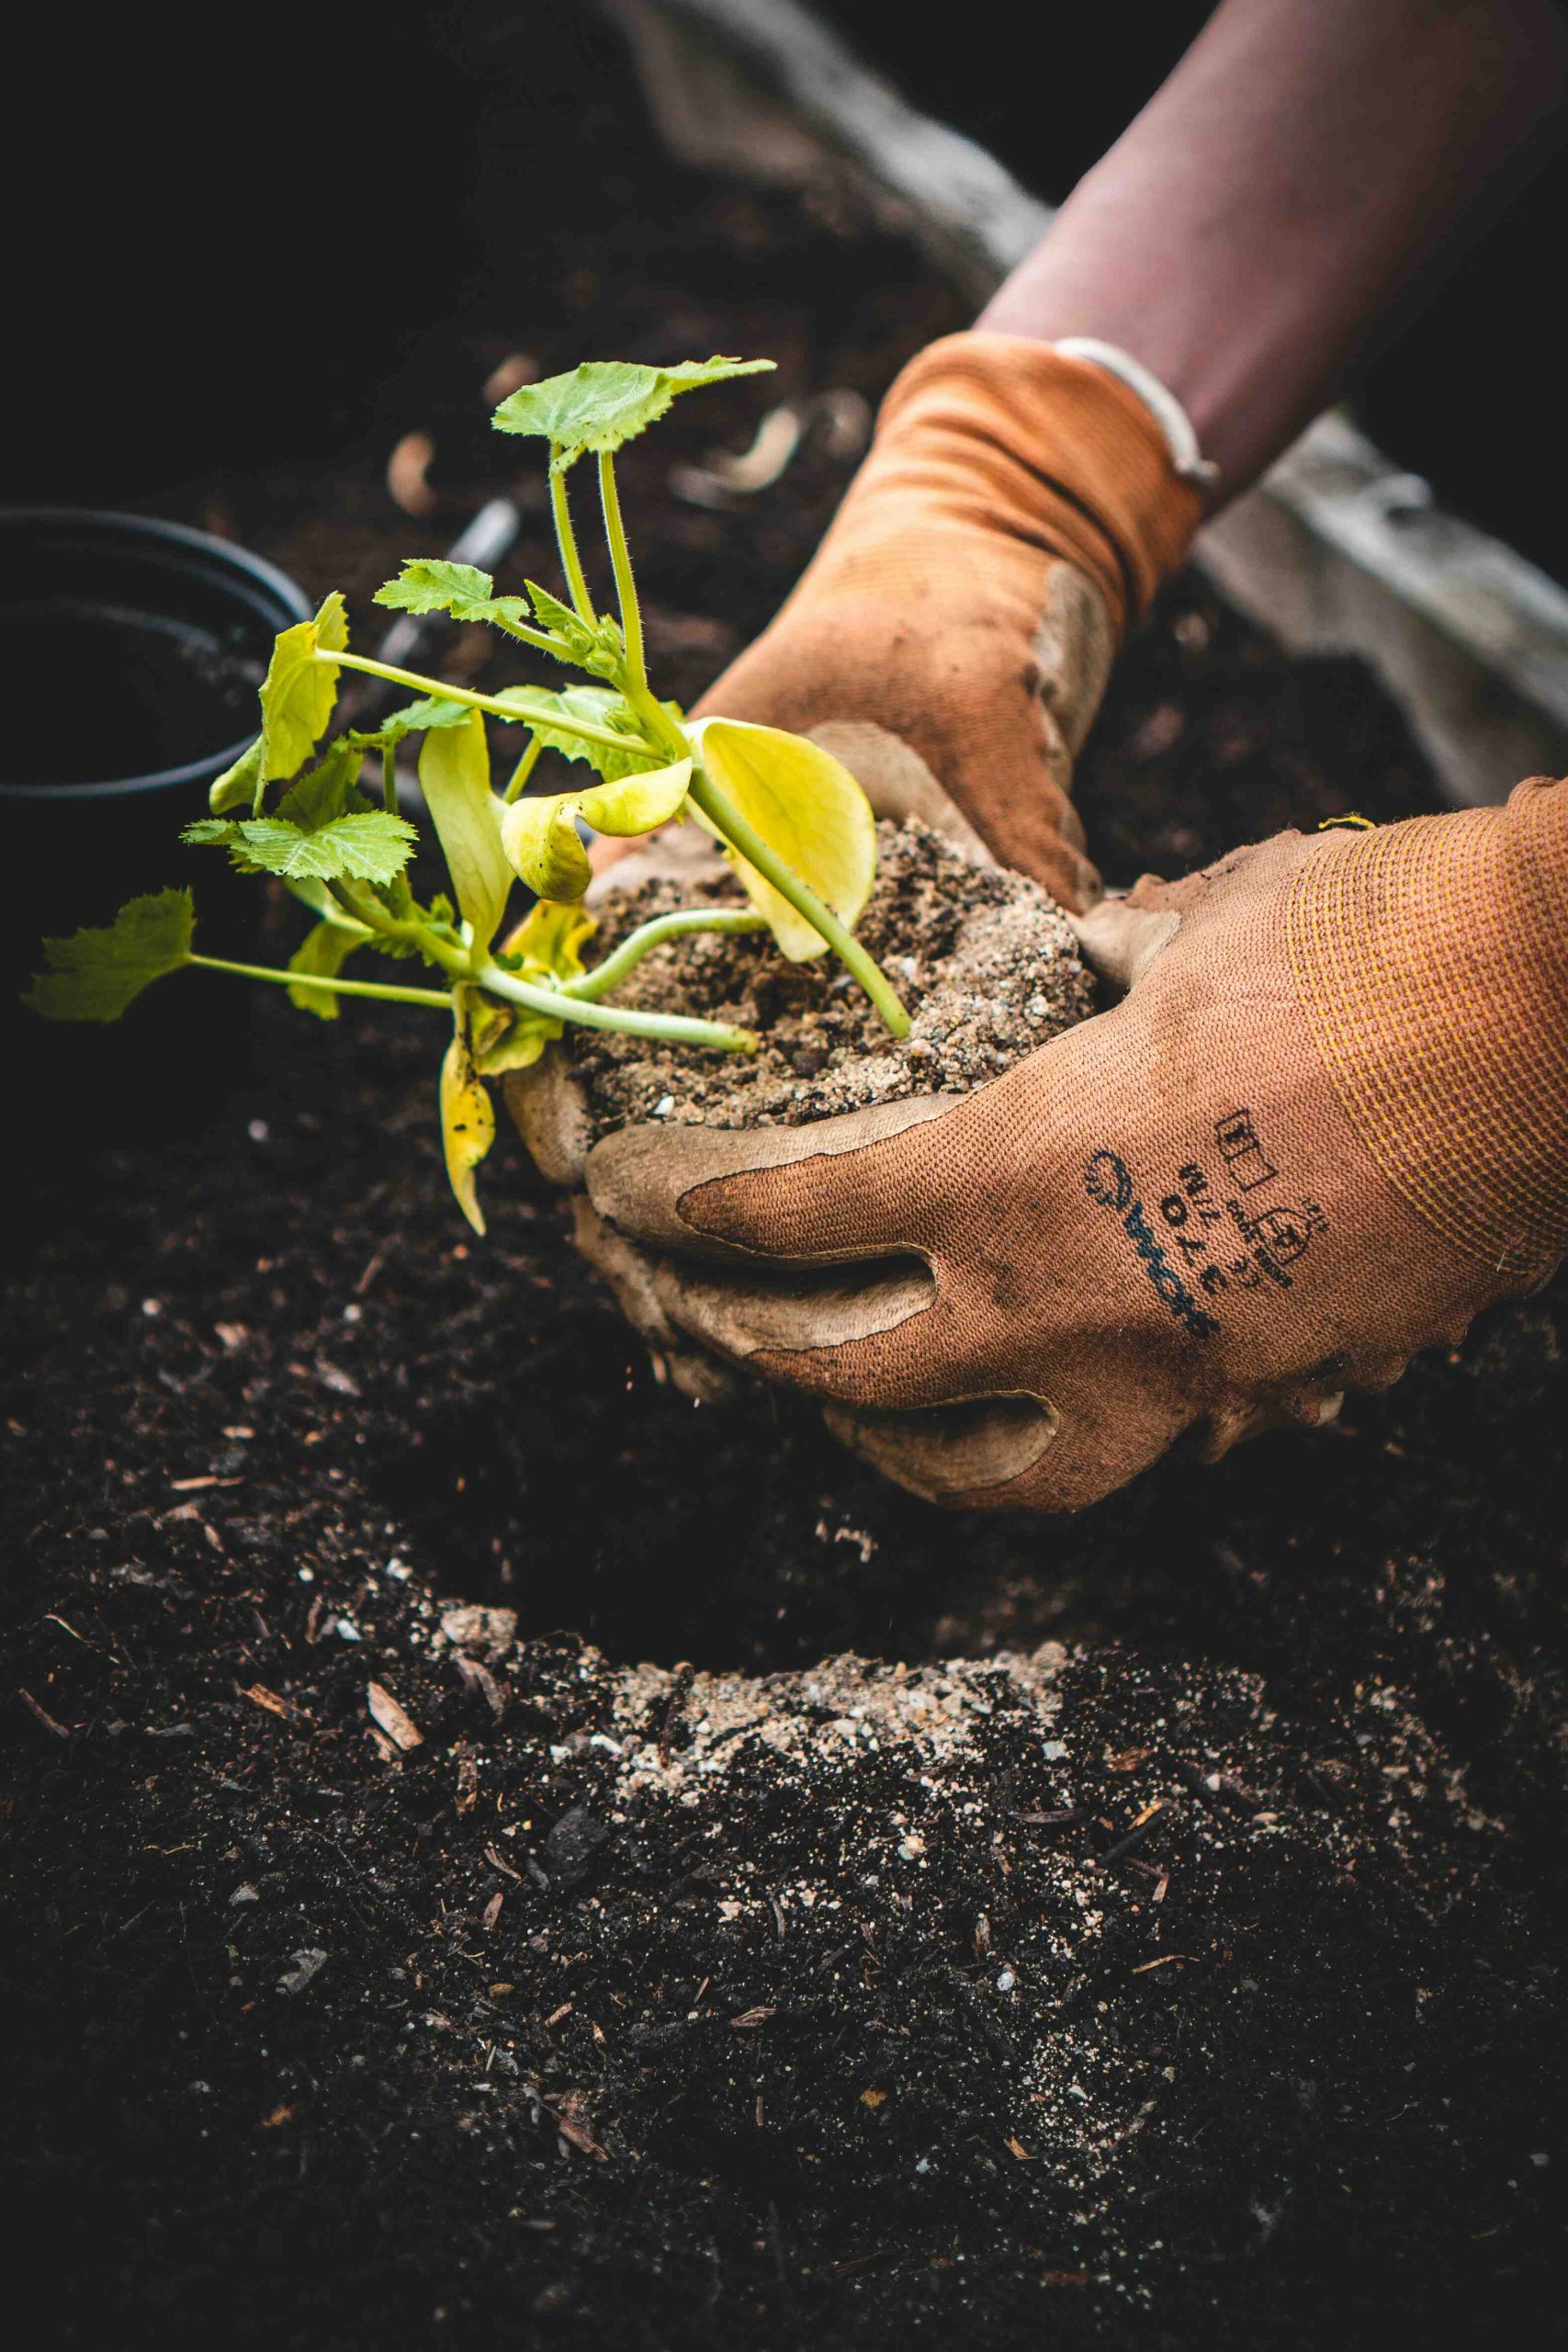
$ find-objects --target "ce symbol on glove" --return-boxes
[511,754,1532,1514]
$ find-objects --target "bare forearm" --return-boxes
[981,0,1566,501]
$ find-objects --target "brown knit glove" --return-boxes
[682,331,1200,912]
[579,782,1568,1511]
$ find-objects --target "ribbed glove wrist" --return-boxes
[1287,776,1568,1280]
[867,333,1202,636]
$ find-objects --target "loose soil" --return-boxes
[569,819,1094,1137]
[5,18,1561,2351]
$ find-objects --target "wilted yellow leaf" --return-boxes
[576,757,692,836]
[499,795,592,901]
[688,718,875,961]
[440,1000,496,1235]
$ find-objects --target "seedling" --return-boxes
[28,358,908,1230]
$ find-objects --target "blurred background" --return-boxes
[15,0,1564,571]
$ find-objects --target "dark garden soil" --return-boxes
[5,20,1563,2350]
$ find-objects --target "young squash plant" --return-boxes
[26,358,909,1231]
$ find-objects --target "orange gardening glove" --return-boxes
[691,331,1201,911]
[579,782,1568,1511]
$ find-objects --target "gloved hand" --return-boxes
[598,331,1201,910]
[574,781,1568,1511]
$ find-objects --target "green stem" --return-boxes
[474,957,756,1054]
[380,744,397,815]
[189,955,454,1010]
[502,737,544,804]
[550,455,593,623]
[323,651,650,757]
[686,766,911,1037]
[567,908,765,1001]
[598,452,646,695]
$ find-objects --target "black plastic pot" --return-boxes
[2,510,311,1153]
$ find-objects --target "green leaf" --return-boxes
[491,684,676,783]
[287,919,361,1021]
[441,996,496,1235]
[275,741,369,832]
[347,696,471,752]
[375,559,493,616]
[258,593,349,784]
[492,356,776,468]
[182,818,241,849]
[209,735,265,815]
[690,718,876,961]
[24,889,194,1023]
[498,795,592,902]
[230,811,417,884]
[416,710,511,953]
[373,560,531,632]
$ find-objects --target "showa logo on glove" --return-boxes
[25,358,913,1233]
[1085,1107,1329,1342]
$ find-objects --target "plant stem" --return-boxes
[567,908,765,1001]
[474,957,757,1054]
[502,738,544,804]
[686,766,911,1037]
[550,453,593,623]
[598,452,646,695]
[321,651,651,755]
[189,955,454,1010]
[320,879,468,978]
[380,744,397,815]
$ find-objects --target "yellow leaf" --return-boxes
[502,899,596,982]
[500,796,592,901]
[577,757,692,836]
[440,1001,495,1235]
[418,712,512,951]
[473,1019,553,1076]
[258,591,349,783]
[688,718,875,961]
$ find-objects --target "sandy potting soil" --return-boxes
[565,818,1095,1137]
[5,17,1562,2350]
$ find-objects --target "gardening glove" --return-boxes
[600,332,1202,912]
[577,779,1568,1510]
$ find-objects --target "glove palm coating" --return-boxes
[582,785,1568,1511]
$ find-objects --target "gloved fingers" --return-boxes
[937,1365,1201,1515]
[821,1393,1059,1504]
[588,718,997,888]
[570,1198,745,1407]
[644,1250,974,1414]
[1198,1384,1344,1464]
[504,1050,593,1188]
[584,1093,955,1264]
[1069,896,1181,991]
[800,722,998,866]
[1123,829,1310,922]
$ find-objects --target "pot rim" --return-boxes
[0,506,311,802]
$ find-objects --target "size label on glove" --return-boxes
[1085,1109,1328,1341]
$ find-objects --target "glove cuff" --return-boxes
[1286,778,1568,1280]
[874,332,1203,633]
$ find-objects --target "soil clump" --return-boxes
[569,817,1094,1138]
